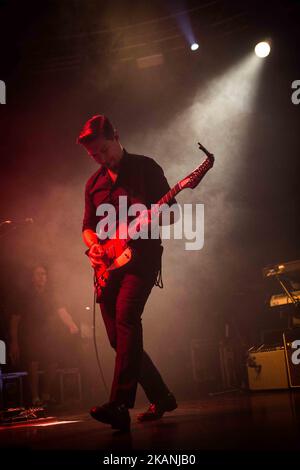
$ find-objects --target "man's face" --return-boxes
[83,135,122,170]
[32,266,47,289]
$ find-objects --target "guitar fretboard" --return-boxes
[156,183,181,207]
[156,156,213,207]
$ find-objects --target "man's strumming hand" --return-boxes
[88,243,106,268]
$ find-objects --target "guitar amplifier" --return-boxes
[283,330,300,388]
[247,345,289,390]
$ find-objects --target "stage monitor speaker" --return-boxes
[283,330,300,388]
[247,345,289,391]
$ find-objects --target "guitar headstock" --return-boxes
[179,142,214,190]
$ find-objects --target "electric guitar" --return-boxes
[89,142,214,301]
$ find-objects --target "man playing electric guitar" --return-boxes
[77,114,213,431]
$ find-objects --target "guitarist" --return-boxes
[77,115,178,431]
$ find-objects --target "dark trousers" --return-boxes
[99,257,170,408]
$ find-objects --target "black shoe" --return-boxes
[137,392,177,422]
[90,402,130,431]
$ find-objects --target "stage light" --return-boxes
[191,43,199,51]
[254,41,271,58]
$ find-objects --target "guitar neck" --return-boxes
[156,155,213,207]
[156,183,182,207]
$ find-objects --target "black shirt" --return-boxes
[82,149,176,258]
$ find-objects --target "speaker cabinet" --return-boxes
[247,346,289,390]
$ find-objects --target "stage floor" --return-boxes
[1,390,300,465]
[0,391,300,450]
